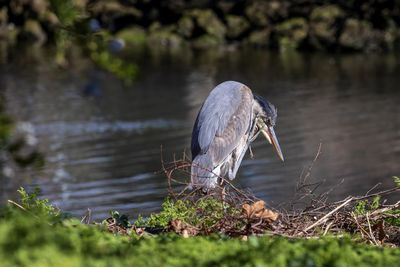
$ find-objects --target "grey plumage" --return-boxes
[190,81,283,190]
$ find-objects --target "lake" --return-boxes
[1,45,399,220]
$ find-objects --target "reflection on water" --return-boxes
[1,46,399,219]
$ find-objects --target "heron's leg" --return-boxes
[219,178,227,211]
[249,130,261,143]
[249,145,254,158]
[227,118,261,178]
[248,115,261,143]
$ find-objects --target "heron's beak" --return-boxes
[257,120,284,162]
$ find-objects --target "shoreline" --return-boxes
[1,1,400,53]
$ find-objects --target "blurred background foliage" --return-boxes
[1,0,400,53]
[1,0,399,81]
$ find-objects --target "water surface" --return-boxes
[1,46,399,219]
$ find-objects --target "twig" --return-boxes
[368,200,400,218]
[7,199,27,212]
[323,220,334,236]
[334,187,400,204]
[365,183,382,196]
[81,208,92,224]
[304,197,353,232]
[352,212,371,239]
[366,212,378,246]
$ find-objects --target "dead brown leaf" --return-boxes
[167,219,200,237]
[372,221,386,242]
[242,200,279,223]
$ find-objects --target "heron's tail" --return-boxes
[191,155,219,190]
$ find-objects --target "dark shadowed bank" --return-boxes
[1,0,400,52]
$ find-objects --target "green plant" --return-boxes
[353,178,400,226]
[13,187,63,219]
[90,50,138,85]
[354,196,381,217]
[393,176,400,187]
[135,198,238,228]
[1,187,400,266]
[107,211,131,228]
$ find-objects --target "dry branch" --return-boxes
[158,146,400,247]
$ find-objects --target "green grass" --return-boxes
[134,197,236,228]
[0,188,399,266]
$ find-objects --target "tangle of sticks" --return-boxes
[158,145,400,246]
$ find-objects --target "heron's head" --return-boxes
[253,94,284,162]
[253,94,277,127]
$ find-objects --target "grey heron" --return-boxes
[190,81,284,191]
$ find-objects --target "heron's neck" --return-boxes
[252,99,264,117]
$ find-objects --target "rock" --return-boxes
[380,19,398,51]
[89,19,101,32]
[245,1,269,27]
[147,23,183,48]
[309,5,344,49]
[19,19,47,44]
[245,28,271,47]
[108,38,125,53]
[32,0,49,15]
[0,7,7,25]
[177,15,194,38]
[225,15,249,39]
[89,0,142,30]
[91,0,142,18]
[216,0,236,15]
[115,26,147,47]
[191,34,220,49]
[245,1,289,26]
[190,9,226,42]
[339,18,394,52]
[43,11,60,26]
[0,27,19,45]
[339,19,372,50]
[160,0,186,15]
[274,18,308,50]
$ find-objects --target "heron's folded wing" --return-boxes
[191,81,253,167]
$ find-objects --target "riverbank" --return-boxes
[1,184,399,266]
[1,0,400,53]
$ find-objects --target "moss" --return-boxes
[309,5,344,48]
[310,5,342,22]
[49,0,80,26]
[0,7,7,25]
[245,1,288,26]
[339,19,373,50]
[225,15,250,39]
[0,28,19,45]
[147,23,183,49]
[246,29,271,47]
[274,18,308,50]
[115,26,147,47]
[1,188,400,266]
[31,0,49,15]
[245,1,269,27]
[190,9,226,42]
[191,34,221,49]
[90,0,142,19]
[1,212,400,267]
[177,16,194,38]
[19,19,47,43]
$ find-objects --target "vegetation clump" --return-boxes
[0,184,400,266]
